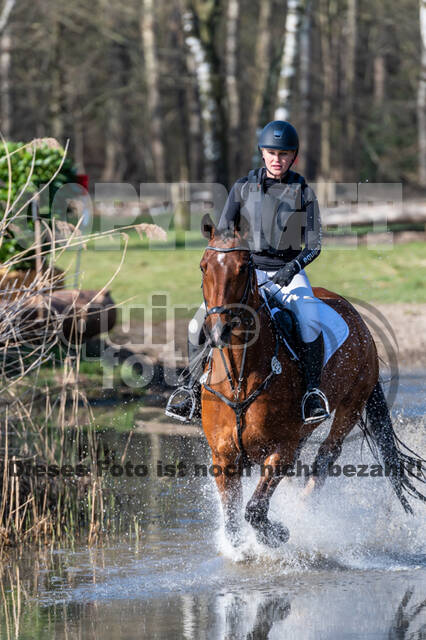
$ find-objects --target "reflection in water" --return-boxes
[220,593,291,640]
[388,588,426,640]
[1,559,426,640]
[0,385,425,639]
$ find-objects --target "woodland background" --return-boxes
[0,0,426,192]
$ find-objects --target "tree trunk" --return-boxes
[177,0,203,181]
[318,0,332,181]
[344,0,356,176]
[297,0,312,176]
[181,7,214,181]
[170,1,191,229]
[418,0,426,186]
[275,0,301,121]
[0,0,16,36]
[50,20,65,143]
[225,0,240,184]
[372,0,385,107]
[0,28,11,138]
[101,41,127,182]
[244,0,273,170]
[141,0,166,182]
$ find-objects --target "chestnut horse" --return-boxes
[199,215,425,547]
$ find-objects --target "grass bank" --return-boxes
[56,233,426,322]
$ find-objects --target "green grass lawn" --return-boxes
[55,231,426,321]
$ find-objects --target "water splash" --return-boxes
[217,416,426,573]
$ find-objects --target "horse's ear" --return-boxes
[201,213,216,240]
[235,213,251,240]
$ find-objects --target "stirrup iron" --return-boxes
[301,388,330,424]
[165,387,197,423]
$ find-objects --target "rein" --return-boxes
[201,244,283,467]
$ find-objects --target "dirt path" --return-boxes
[358,303,425,369]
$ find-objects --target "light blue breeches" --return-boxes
[188,268,322,350]
[255,268,322,343]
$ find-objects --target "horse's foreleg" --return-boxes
[303,403,361,497]
[212,455,243,546]
[245,452,290,547]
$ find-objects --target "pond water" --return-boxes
[1,371,425,639]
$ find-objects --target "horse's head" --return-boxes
[200,214,260,348]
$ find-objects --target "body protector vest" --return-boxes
[238,168,307,256]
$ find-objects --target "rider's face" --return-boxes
[261,148,296,179]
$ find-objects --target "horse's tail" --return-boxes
[363,381,426,514]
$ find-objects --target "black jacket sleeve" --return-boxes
[293,184,322,270]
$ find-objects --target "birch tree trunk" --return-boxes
[275,0,301,121]
[181,7,215,181]
[0,28,11,138]
[0,0,14,137]
[188,0,229,185]
[141,0,166,181]
[225,0,240,183]
[418,0,426,186]
[177,0,203,181]
[0,0,16,36]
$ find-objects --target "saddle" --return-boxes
[261,288,350,367]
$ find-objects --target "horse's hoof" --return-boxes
[225,522,242,547]
[255,521,289,547]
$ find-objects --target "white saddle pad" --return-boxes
[317,299,350,366]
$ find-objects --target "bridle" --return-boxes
[203,245,254,321]
[201,244,283,467]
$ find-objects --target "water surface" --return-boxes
[1,371,425,639]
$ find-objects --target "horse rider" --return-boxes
[166,120,330,425]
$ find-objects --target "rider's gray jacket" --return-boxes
[217,167,321,271]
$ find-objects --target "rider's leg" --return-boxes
[165,303,207,422]
[256,269,330,423]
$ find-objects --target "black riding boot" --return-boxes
[165,338,206,423]
[299,332,330,424]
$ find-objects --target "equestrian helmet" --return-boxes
[258,120,299,152]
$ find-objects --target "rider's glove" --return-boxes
[271,259,301,288]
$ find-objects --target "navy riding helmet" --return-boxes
[258,120,299,153]
[258,120,299,173]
